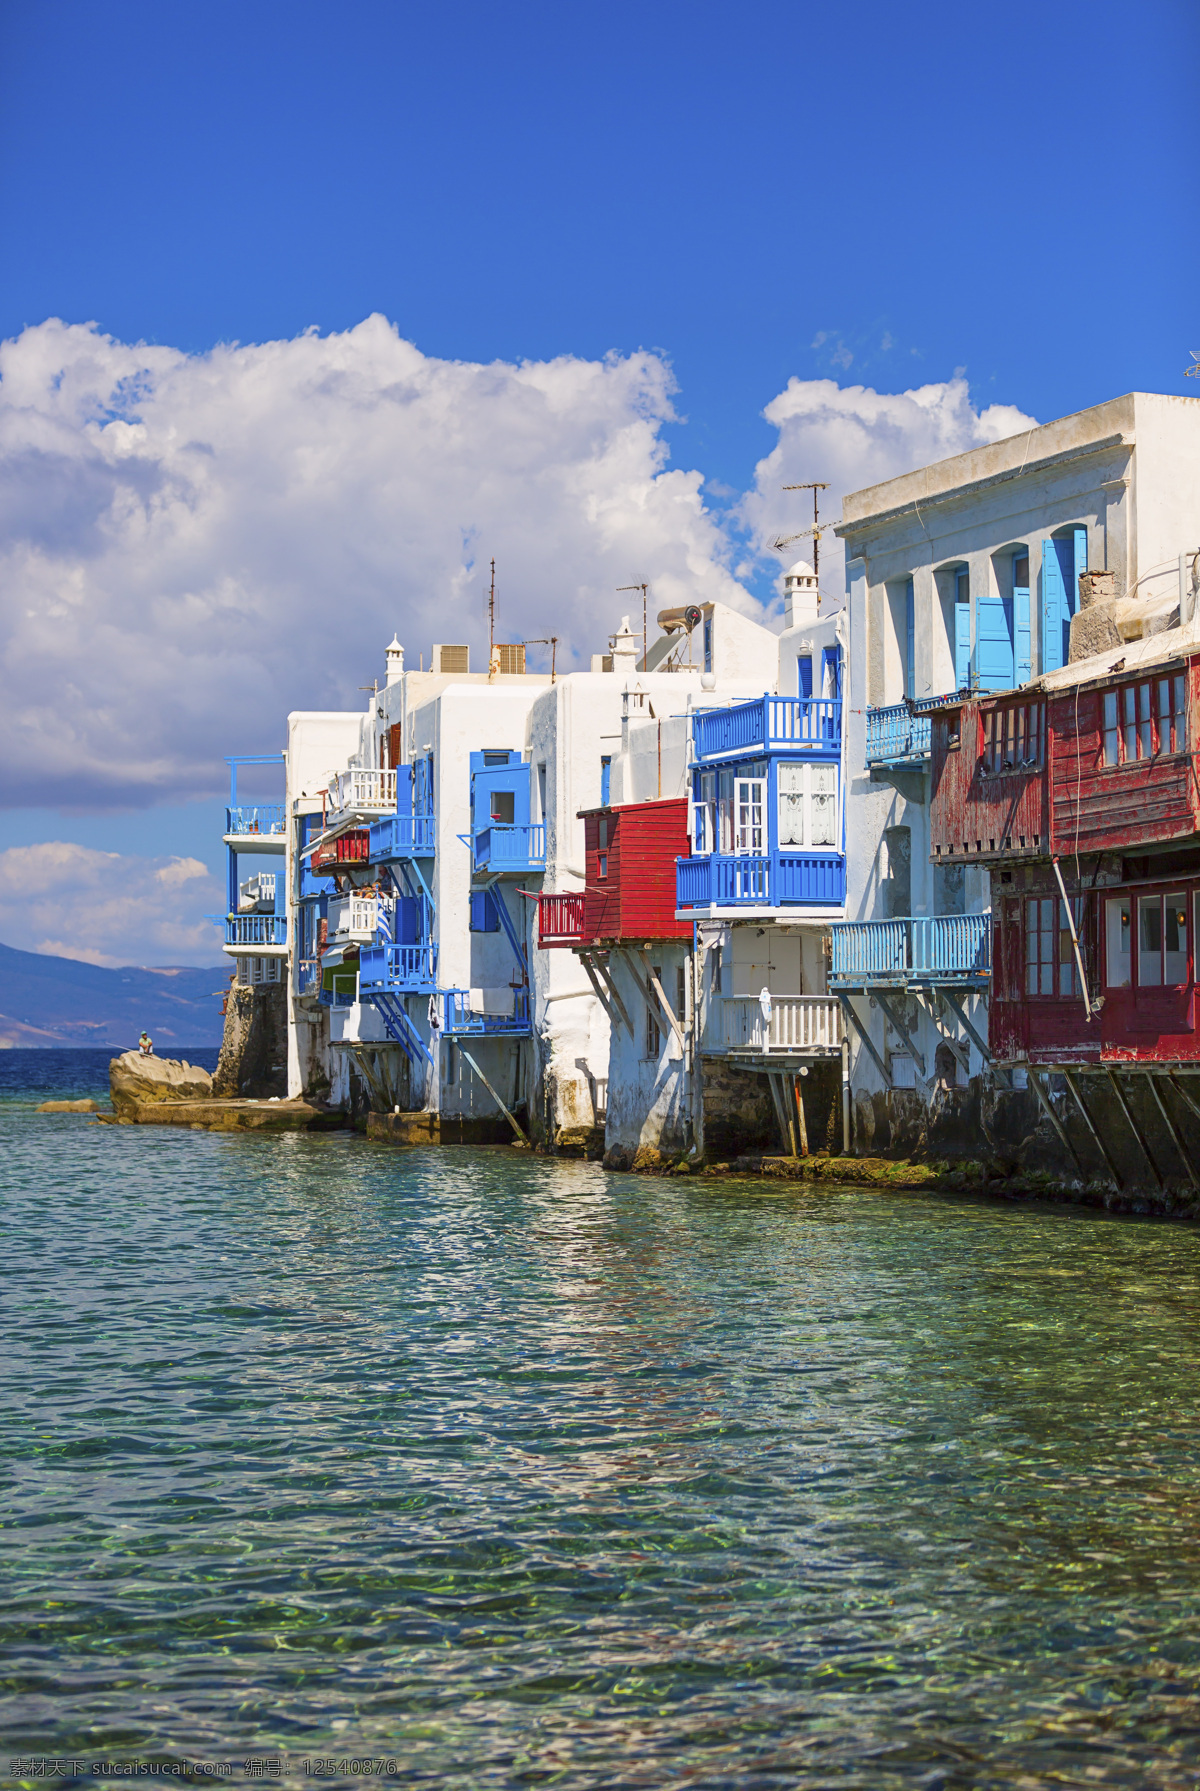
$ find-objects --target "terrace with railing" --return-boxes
[326,768,397,820]
[441,987,532,1036]
[471,823,546,875]
[864,695,953,768]
[326,895,381,943]
[358,942,440,994]
[692,695,840,762]
[225,913,288,949]
[829,912,991,987]
[538,892,586,947]
[225,804,286,839]
[717,996,843,1054]
[370,814,437,862]
[677,852,846,910]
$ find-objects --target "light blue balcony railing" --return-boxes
[441,987,532,1036]
[226,804,286,836]
[358,942,439,994]
[676,852,846,908]
[829,912,991,986]
[864,695,954,767]
[692,695,840,762]
[369,814,437,861]
[471,823,546,874]
[225,914,287,947]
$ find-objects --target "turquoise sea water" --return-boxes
[5,1052,1200,1787]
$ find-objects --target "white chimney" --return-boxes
[611,614,638,672]
[385,635,405,686]
[783,560,820,627]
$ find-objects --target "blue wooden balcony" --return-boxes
[677,852,845,909]
[225,914,287,948]
[225,803,286,838]
[441,987,532,1036]
[471,823,546,875]
[358,942,439,994]
[370,814,437,861]
[692,695,840,763]
[864,696,952,768]
[829,913,991,987]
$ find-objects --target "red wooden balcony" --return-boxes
[312,829,370,872]
[579,798,692,944]
[931,659,1200,866]
[538,892,586,948]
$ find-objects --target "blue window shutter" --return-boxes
[977,595,1015,692]
[1014,589,1031,684]
[1041,539,1064,673]
[822,645,842,700]
[955,602,971,690]
[600,756,611,805]
[798,654,813,697]
[1071,527,1087,644]
[905,578,915,697]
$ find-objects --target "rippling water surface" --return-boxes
[5,1052,1200,1787]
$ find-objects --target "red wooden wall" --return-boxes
[581,799,692,943]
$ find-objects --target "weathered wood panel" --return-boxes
[929,701,1046,865]
[1048,667,1200,856]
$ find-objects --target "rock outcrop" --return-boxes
[109,1051,213,1118]
[36,1098,100,1114]
[213,984,287,1099]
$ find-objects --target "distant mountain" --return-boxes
[0,941,230,1049]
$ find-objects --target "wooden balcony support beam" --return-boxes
[1102,1067,1161,1190]
[1062,1070,1123,1189]
[1026,1068,1085,1177]
[836,995,892,1090]
[872,991,935,1091]
[459,1047,530,1147]
[641,950,687,1052]
[913,990,969,1075]
[579,950,633,1039]
[1144,1073,1200,1192]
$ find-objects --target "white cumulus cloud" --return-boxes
[0,843,225,966]
[741,374,1038,609]
[0,315,751,809]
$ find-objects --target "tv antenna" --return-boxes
[775,482,831,583]
[1187,352,1200,379]
[617,582,650,670]
[488,558,496,659]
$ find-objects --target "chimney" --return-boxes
[385,636,405,686]
[610,614,638,673]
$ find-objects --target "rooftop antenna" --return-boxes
[618,583,650,669]
[779,482,830,584]
[525,636,559,682]
[1187,352,1200,378]
[489,558,496,660]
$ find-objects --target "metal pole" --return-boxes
[841,1034,851,1154]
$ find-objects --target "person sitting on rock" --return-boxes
[138,1030,154,1057]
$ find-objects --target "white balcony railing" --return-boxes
[237,872,276,914]
[719,996,842,1054]
[326,895,381,941]
[327,768,397,817]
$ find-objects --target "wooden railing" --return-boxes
[830,913,991,984]
[692,695,841,761]
[538,891,585,947]
[719,996,842,1053]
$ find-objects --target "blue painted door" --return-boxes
[1014,590,1031,684]
[600,756,611,805]
[1041,529,1088,672]
[954,602,971,690]
[976,595,1015,691]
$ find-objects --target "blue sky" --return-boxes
[0,0,1196,963]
